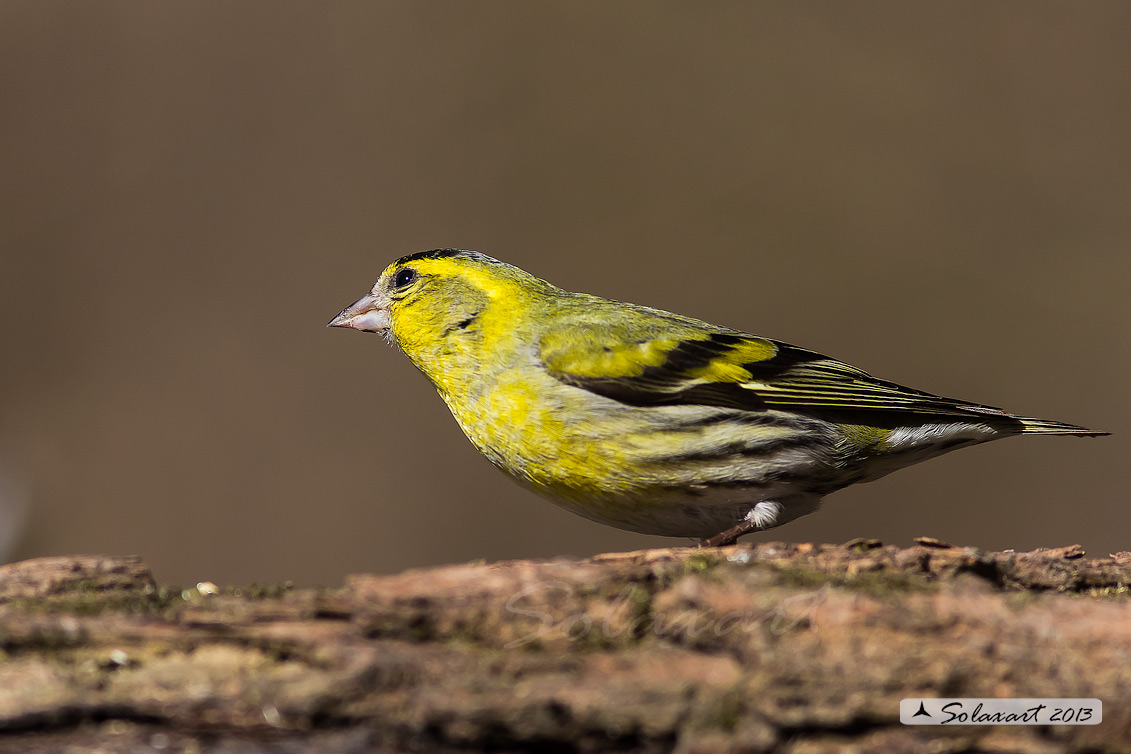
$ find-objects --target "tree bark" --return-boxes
[0,541,1128,753]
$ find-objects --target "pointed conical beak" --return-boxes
[327,291,391,333]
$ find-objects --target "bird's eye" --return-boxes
[393,268,418,289]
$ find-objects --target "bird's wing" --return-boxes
[540,324,1012,421]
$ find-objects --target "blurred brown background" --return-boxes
[1,3,1127,587]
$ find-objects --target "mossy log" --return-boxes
[0,542,1129,753]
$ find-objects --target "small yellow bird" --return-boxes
[330,249,1107,547]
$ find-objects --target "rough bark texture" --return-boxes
[0,541,1129,753]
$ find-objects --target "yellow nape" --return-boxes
[402,256,533,301]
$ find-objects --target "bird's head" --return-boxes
[329,249,553,356]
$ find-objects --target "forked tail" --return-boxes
[1018,417,1109,436]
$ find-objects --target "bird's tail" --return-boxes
[1017,417,1109,436]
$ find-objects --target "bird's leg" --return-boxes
[697,501,781,548]
[697,519,760,548]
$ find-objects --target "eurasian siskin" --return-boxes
[329,249,1106,547]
